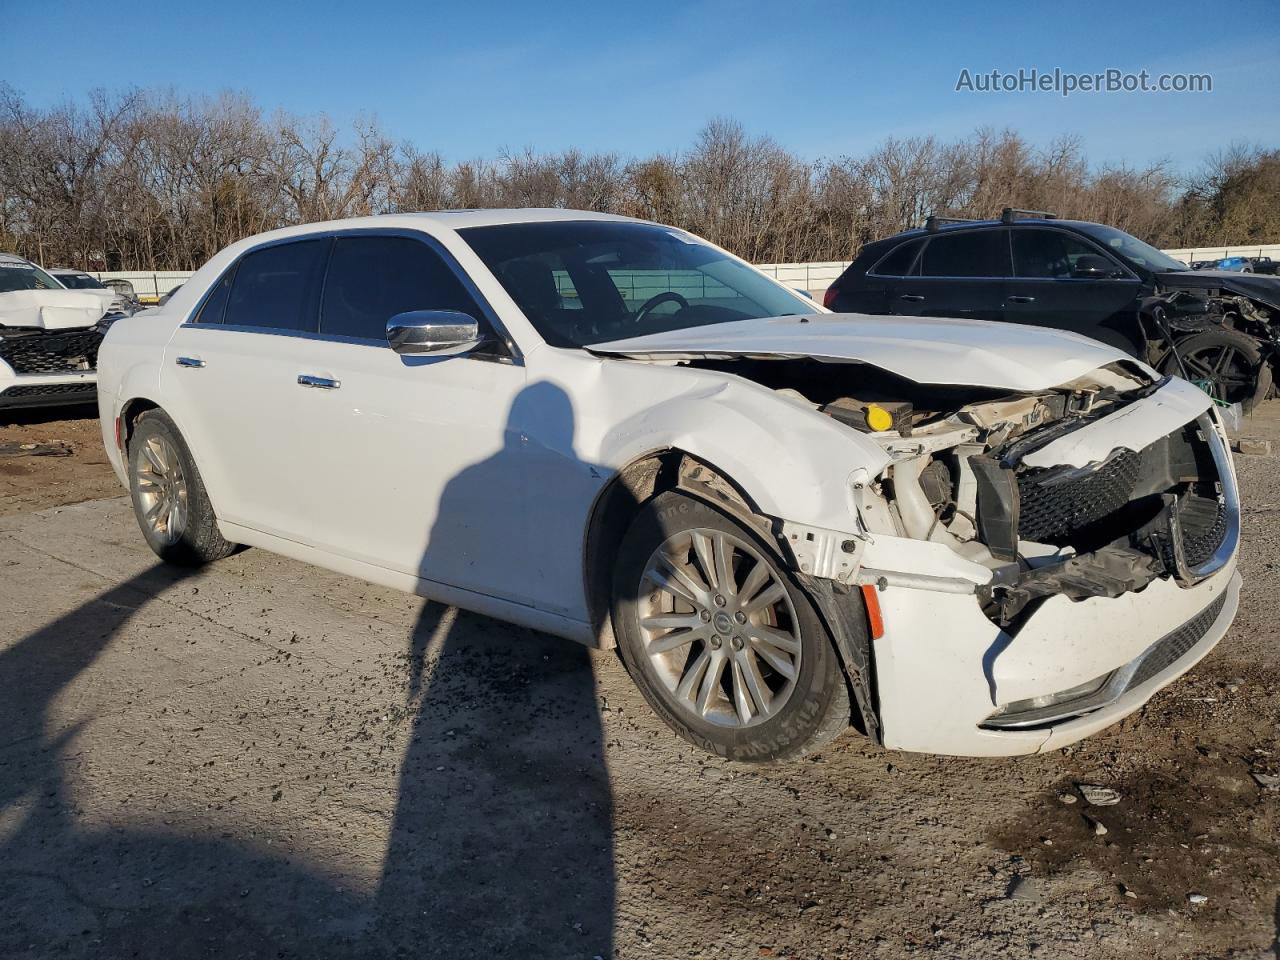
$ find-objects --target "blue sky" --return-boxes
[6,0,1279,171]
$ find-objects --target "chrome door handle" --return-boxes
[1008,295,1036,304]
[898,294,925,303]
[297,374,340,390]
[175,356,205,368]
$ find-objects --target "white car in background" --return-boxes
[0,254,109,410]
[96,210,1240,761]
[49,268,139,317]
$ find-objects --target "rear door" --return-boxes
[892,229,1008,322]
[1004,228,1145,356]
[162,237,331,537]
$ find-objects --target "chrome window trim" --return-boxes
[181,227,523,366]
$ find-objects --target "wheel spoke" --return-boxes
[712,533,736,597]
[730,660,755,723]
[695,651,728,716]
[144,499,164,524]
[737,560,771,606]
[649,624,711,654]
[748,635,798,679]
[645,559,709,608]
[142,443,165,475]
[640,613,705,632]
[691,531,719,590]
[675,648,712,701]
[748,623,801,654]
[736,652,773,718]
[743,581,785,614]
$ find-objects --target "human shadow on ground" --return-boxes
[0,381,617,958]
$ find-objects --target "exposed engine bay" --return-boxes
[686,356,1234,630]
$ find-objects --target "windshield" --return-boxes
[56,272,105,289]
[0,260,65,294]
[1076,224,1189,272]
[458,221,814,348]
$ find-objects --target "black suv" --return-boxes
[824,209,1280,410]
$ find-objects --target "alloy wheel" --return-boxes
[637,528,802,728]
[134,434,189,546]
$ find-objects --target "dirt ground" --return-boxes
[1,402,1279,959]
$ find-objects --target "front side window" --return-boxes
[1076,224,1185,272]
[459,221,813,349]
[320,236,485,341]
[223,239,328,332]
[1013,229,1119,279]
[919,230,1011,278]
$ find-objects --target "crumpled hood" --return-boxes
[588,313,1132,392]
[1156,270,1280,310]
[0,289,107,330]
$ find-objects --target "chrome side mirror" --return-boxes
[387,310,488,356]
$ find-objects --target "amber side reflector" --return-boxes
[860,583,885,639]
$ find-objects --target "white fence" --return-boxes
[94,242,1279,302]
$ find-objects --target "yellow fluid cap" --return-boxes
[865,404,895,432]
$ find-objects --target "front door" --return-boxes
[1003,228,1145,356]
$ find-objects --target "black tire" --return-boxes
[127,409,237,565]
[1162,327,1272,413]
[611,489,851,763]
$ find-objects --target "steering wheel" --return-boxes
[633,291,689,324]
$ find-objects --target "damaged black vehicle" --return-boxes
[824,209,1280,411]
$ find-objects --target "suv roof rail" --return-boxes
[924,215,983,233]
[1001,207,1058,224]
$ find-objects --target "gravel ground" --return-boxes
[0,404,1278,959]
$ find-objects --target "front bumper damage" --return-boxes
[794,376,1241,757]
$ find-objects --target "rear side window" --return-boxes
[1013,229,1113,279]
[919,231,1011,278]
[320,235,484,341]
[224,239,328,332]
[871,239,924,276]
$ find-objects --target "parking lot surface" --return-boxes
[1,408,1279,959]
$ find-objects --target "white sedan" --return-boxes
[97,210,1241,761]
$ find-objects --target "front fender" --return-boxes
[597,378,890,534]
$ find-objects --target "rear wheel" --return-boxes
[128,410,237,565]
[611,490,850,762]
[1162,328,1271,412]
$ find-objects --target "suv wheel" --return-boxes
[611,490,850,762]
[1163,328,1272,412]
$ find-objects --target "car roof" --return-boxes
[48,268,90,275]
[883,217,1104,243]
[0,253,36,267]
[237,208,645,243]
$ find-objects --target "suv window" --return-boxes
[224,239,328,332]
[1013,229,1115,279]
[320,235,484,341]
[872,238,924,276]
[919,230,1011,278]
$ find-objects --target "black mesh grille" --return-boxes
[1,382,97,399]
[1127,592,1227,690]
[1177,495,1229,568]
[0,330,102,374]
[1017,449,1143,543]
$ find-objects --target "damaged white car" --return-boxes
[96,211,1241,761]
[1,253,110,409]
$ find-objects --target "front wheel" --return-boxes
[611,490,851,762]
[1162,328,1272,413]
[128,409,237,565]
